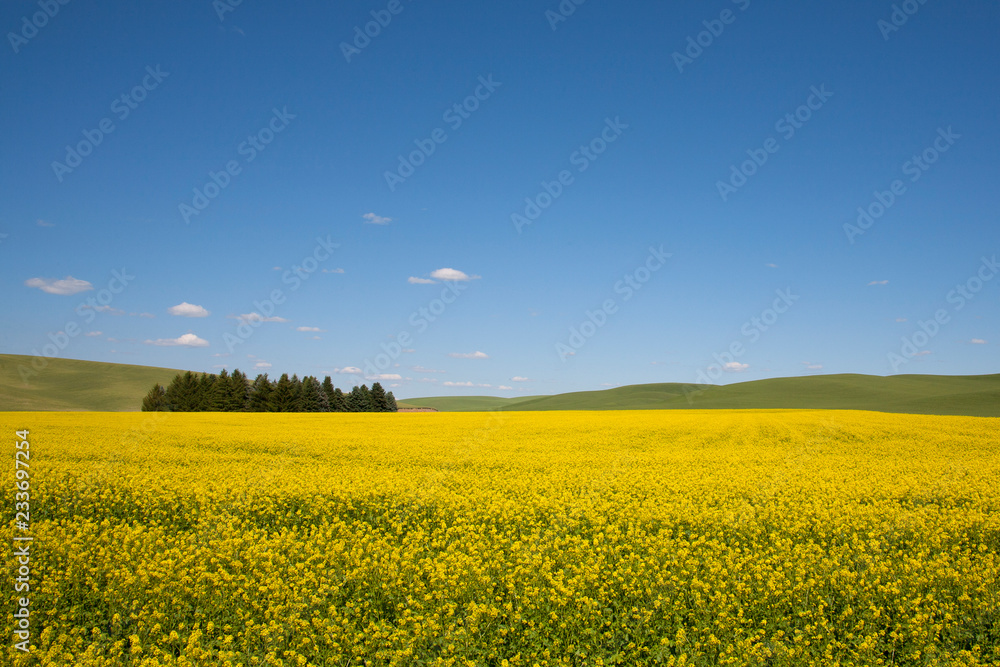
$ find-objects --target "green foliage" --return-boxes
[370,382,389,412]
[144,368,391,413]
[270,374,298,412]
[164,371,200,412]
[248,374,273,412]
[141,383,168,412]
[228,369,250,411]
[330,387,347,412]
[299,376,324,413]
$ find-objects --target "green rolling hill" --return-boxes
[0,354,184,412]
[403,374,1000,417]
[2,354,997,417]
[394,395,544,412]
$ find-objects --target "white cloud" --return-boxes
[408,276,437,284]
[93,305,125,315]
[37,219,55,227]
[868,280,889,286]
[413,366,445,373]
[510,376,531,382]
[369,373,402,380]
[322,268,345,274]
[296,326,323,332]
[212,353,231,358]
[449,351,489,359]
[168,302,210,318]
[144,333,209,348]
[363,212,392,225]
[401,348,415,353]
[766,263,778,268]
[498,385,513,390]
[971,338,987,345]
[723,362,749,372]
[914,350,932,357]
[133,312,155,318]
[895,318,908,323]
[443,381,474,387]
[84,331,103,337]
[430,268,479,282]
[335,367,363,375]
[311,336,321,340]
[233,313,289,324]
[254,361,272,369]
[803,363,823,371]
[25,276,93,295]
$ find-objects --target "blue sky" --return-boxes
[2,0,998,398]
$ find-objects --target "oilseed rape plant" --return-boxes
[2,410,998,666]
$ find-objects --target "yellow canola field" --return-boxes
[1,410,998,667]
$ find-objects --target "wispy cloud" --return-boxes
[144,333,209,348]
[36,219,55,227]
[84,331,103,337]
[167,302,210,318]
[449,351,489,359]
[88,305,125,315]
[296,326,324,332]
[431,268,479,281]
[25,276,92,295]
[498,385,513,390]
[443,381,474,387]
[413,366,445,373]
[232,313,289,324]
[363,212,392,225]
[369,373,402,380]
[765,263,778,268]
[867,280,889,286]
[334,366,363,375]
[971,338,987,345]
[409,268,481,284]
[510,376,531,382]
[322,268,345,274]
[254,361,272,369]
[723,362,749,372]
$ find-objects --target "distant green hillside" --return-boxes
[4,354,997,417]
[394,395,544,412]
[0,354,183,412]
[404,374,1000,418]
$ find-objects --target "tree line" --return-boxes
[141,369,398,412]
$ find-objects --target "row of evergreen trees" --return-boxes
[141,369,398,412]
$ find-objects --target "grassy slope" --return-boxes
[667,374,1000,417]
[406,374,1000,417]
[4,354,997,417]
[395,395,545,412]
[0,354,184,412]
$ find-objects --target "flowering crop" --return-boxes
[2,410,998,666]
